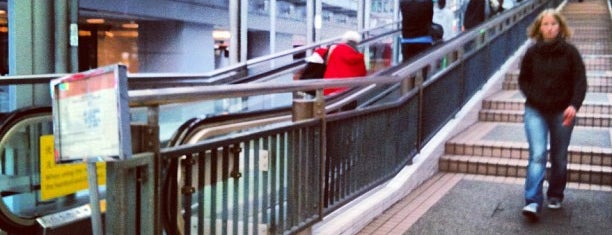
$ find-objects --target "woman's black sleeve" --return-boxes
[569,46,587,111]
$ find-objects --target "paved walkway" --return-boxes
[356,173,612,235]
[356,0,612,234]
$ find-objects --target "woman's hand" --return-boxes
[562,105,577,126]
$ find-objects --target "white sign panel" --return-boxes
[51,64,131,162]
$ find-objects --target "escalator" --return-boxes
[0,106,105,234]
[0,0,549,232]
[153,1,557,233]
[0,21,403,234]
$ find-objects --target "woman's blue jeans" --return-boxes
[523,105,574,207]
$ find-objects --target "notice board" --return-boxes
[50,64,132,162]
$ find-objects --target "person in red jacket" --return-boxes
[323,31,367,96]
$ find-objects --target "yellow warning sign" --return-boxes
[40,135,106,200]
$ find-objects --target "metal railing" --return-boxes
[126,1,560,234]
[0,16,402,235]
[0,0,564,234]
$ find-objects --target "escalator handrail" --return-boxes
[245,20,401,66]
[160,0,546,148]
[0,21,401,90]
[0,106,52,234]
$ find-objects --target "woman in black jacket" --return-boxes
[518,9,587,220]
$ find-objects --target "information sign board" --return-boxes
[50,64,131,162]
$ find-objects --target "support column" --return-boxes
[229,0,248,64]
[229,0,239,64]
[358,0,371,31]
[6,0,54,216]
[306,0,314,44]
[392,0,401,64]
[54,0,79,73]
[55,0,69,73]
[269,0,277,55]
[315,0,322,43]
[32,1,54,75]
[307,0,323,44]
[8,0,54,108]
[240,0,248,62]
[70,0,79,72]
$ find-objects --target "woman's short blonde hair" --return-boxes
[527,9,573,41]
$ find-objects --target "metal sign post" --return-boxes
[50,64,131,234]
[86,158,103,235]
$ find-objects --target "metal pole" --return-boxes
[54,0,68,73]
[229,0,239,65]
[315,0,322,42]
[314,89,326,217]
[306,0,314,44]
[240,0,248,62]
[270,0,277,55]
[393,0,401,64]
[69,0,79,72]
[86,159,103,235]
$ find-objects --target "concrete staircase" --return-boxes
[439,0,612,186]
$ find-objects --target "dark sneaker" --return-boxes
[548,198,562,209]
[522,203,539,220]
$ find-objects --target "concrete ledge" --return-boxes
[312,43,530,235]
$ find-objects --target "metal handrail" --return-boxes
[0,0,559,233]
[0,21,401,89]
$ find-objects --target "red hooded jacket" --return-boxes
[322,43,367,95]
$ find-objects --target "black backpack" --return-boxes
[300,47,330,80]
[429,23,444,44]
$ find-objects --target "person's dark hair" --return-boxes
[437,0,446,9]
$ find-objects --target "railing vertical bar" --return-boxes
[278,132,287,233]
[347,120,356,198]
[308,126,321,216]
[306,127,314,218]
[269,134,278,234]
[287,129,296,229]
[300,128,313,221]
[182,154,193,235]
[222,146,230,235]
[297,127,306,223]
[322,127,330,209]
[243,142,252,235]
[232,143,240,235]
[198,151,206,235]
[354,116,365,194]
[262,137,270,228]
[332,128,340,204]
[253,139,261,235]
[210,150,218,234]
[341,121,354,198]
[295,128,303,221]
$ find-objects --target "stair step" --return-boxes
[436,0,612,189]
[478,109,612,127]
[444,122,612,167]
[481,90,612,115]
[505,59,612,77]
[575,45,612,55]
[502,82,612,93]
[504,70,612,80]
[503,70,612,91]
[439,155,612,185]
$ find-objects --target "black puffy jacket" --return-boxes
[400,0,433,38]
[518,39,587,113]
